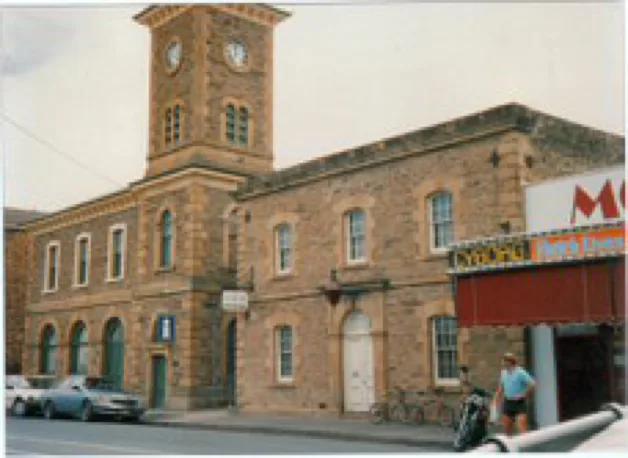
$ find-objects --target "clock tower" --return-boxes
[134,4,289,178]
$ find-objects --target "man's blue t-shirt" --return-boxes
[500,367,534,400]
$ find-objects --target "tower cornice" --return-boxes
[134,4,290,29]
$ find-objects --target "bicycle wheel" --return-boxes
[437,405,456,428]
[408,404,426,425]
[389,404,408,423]
[368,402,386,424]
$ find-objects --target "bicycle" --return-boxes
[411,387,457,428]
[369,386,420,424]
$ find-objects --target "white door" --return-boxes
[343,311,375,412]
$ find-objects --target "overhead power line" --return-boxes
[0,112,125,188]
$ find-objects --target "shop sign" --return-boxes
[452,239,531,269]
[526,166,625,233]
[221,290,249,312]
[531,225,626,262]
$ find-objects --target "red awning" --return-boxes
[455,258,625,327]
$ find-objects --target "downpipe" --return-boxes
[470,403,627,453]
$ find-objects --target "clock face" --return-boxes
[166,40,182,72]
[226,41,248,68]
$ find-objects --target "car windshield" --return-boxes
[84,377,117,391]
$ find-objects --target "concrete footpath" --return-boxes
[142,409,456,449]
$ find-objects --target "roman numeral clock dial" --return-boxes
[226,41,248,69]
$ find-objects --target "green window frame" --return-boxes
[70,322,89,375]
[160,210,173,268]
[40,324,58,375]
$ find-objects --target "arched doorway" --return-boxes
[342,311,374,412]
[103,318,124,389]
[226,318,237,405]
[70,321,89,375]
[40,324,58,375]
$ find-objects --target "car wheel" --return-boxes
[11,399,27,417]
[43,402,55,420]
[80,401,93,422]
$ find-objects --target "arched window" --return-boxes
[275,325,293,382]
[432,316,458,383]
[238,106,249,145]
[275,224,292,274]
[173,104,182,143]
[224,102,251,146]
[430,192,454,251]
[345,209,366,263]
[164,103,184,148]
[70,322,89,375]
[103,318,124,389]
[160,210,173,268]
[226,104,236,143]
[40,324,58,375]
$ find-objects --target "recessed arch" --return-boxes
[40,323,58,375]
[69,321,89,375]
[102,317,125,389]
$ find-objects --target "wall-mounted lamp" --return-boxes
[319,269,390,308]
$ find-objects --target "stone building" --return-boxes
[12,3,624,417]
[233,104,624,416]
[19,4,288,410]
[4,208,46,374]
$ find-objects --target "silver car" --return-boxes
[6,375,56,417]
[40,375,145,422]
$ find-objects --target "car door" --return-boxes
[53,379,74,414]
[67,384,85,414]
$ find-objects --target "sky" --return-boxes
[0,1,625,213]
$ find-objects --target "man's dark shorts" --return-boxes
[502,398,526,418]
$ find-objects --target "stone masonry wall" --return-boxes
[5,230,28,373]
[236,108,624,414]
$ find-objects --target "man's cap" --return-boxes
[503,352,517,362]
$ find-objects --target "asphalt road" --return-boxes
[6,418,449,455]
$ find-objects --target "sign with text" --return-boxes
[452,239,531,270]
[221,290,249,312]
[526,166,625,233]
[157,315,176,342]
[531,225,626,262]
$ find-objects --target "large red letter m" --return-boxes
[571,180,625,224]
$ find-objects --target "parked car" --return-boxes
[5,375,57,417]
[40,375,145,422]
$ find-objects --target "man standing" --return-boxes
[495,352,536,436]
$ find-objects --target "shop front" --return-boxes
[449,166,626,427]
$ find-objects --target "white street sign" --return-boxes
[221,290,249,312]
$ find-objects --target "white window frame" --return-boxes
[346,209,366,264]
[429,192,454,253]
[107,223,127,282]
[43,241,61,293]
[73,233,91,288]
[276,325,294,383]
[275,224,292,275]
[432,316,459,386]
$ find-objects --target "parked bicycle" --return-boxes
[369,386,457,428]
[369,386,415,424]
[412,387,457,428]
